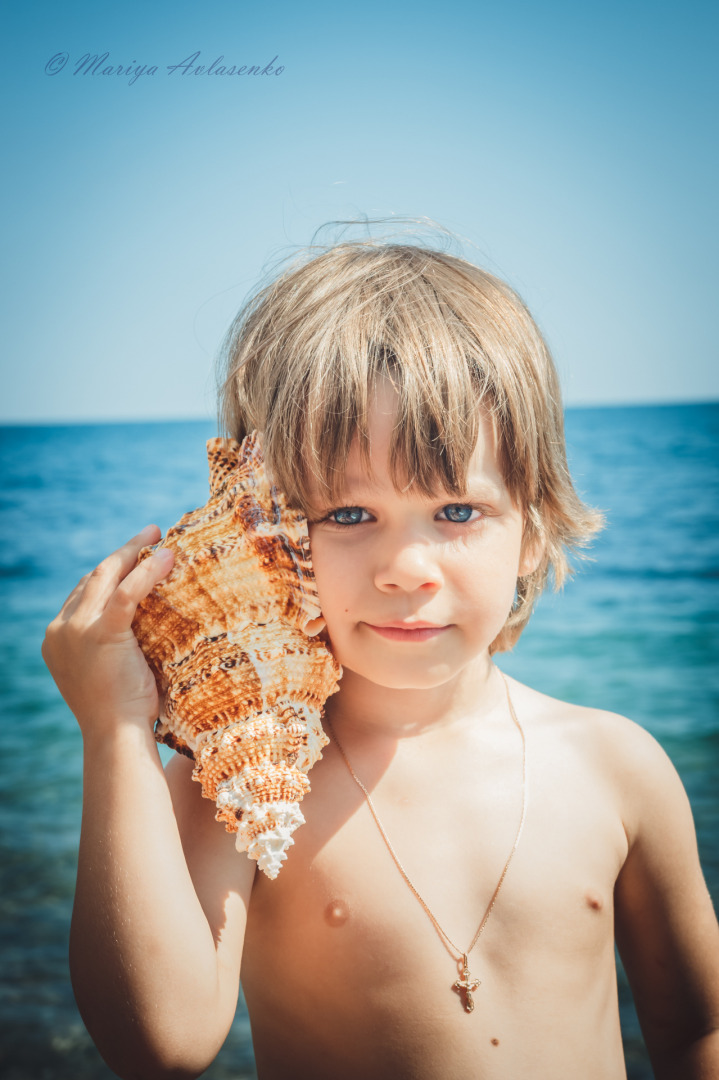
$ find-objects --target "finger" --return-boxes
[103,546,175,633]
[77,524,163,615]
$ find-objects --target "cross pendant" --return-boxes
[453,954,481,1013]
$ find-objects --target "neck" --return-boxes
[323,651,504,742]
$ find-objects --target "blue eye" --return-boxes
[327,506,368,526]
[321,503,482,528]
[440,504,477,523]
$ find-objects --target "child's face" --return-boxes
[307,377,539,690]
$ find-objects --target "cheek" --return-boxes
[461,561,518,621]
[308,535,347,618]
[458,535,524,618]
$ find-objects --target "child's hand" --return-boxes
[41,524,175,739]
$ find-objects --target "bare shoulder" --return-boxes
[504,669,664,755]
[503,674,688,845]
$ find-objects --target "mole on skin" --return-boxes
[491,1038,500,1046]
[325,899,350,927]
[586,892,603,911]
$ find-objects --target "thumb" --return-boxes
[104,547,175,633]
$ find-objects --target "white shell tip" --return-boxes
[249,832,296,879]
[233,801,306,879]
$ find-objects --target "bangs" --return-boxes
[218,243,539,517]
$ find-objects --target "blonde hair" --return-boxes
[217,230,602,652]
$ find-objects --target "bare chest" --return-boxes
[240,728,628,1078]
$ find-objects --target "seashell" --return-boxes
[131,432,342,879]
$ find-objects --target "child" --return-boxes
[42,235,719,1080]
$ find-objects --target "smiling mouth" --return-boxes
[364,623,451,642]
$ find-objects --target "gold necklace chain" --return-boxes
[324,667,527,1013]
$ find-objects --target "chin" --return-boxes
[354,670,460,691]
[338,652,472,691]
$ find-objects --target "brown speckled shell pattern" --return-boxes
[131,432,342,878]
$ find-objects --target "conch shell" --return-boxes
[131,432,342,879]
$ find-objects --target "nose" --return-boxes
[373,536,443,593]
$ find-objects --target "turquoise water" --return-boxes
[1,404,717,1079]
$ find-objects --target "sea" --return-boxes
[1,403,717,1080]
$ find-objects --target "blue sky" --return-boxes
[2,0,717,422]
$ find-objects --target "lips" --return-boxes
[364,621,451,642]
[370,620,447,629]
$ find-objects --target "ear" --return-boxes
[518,531,545,579]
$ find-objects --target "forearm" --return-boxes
[71,722,228,1079]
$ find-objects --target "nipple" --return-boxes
[585,891,603,912]
[324,899,350,927]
